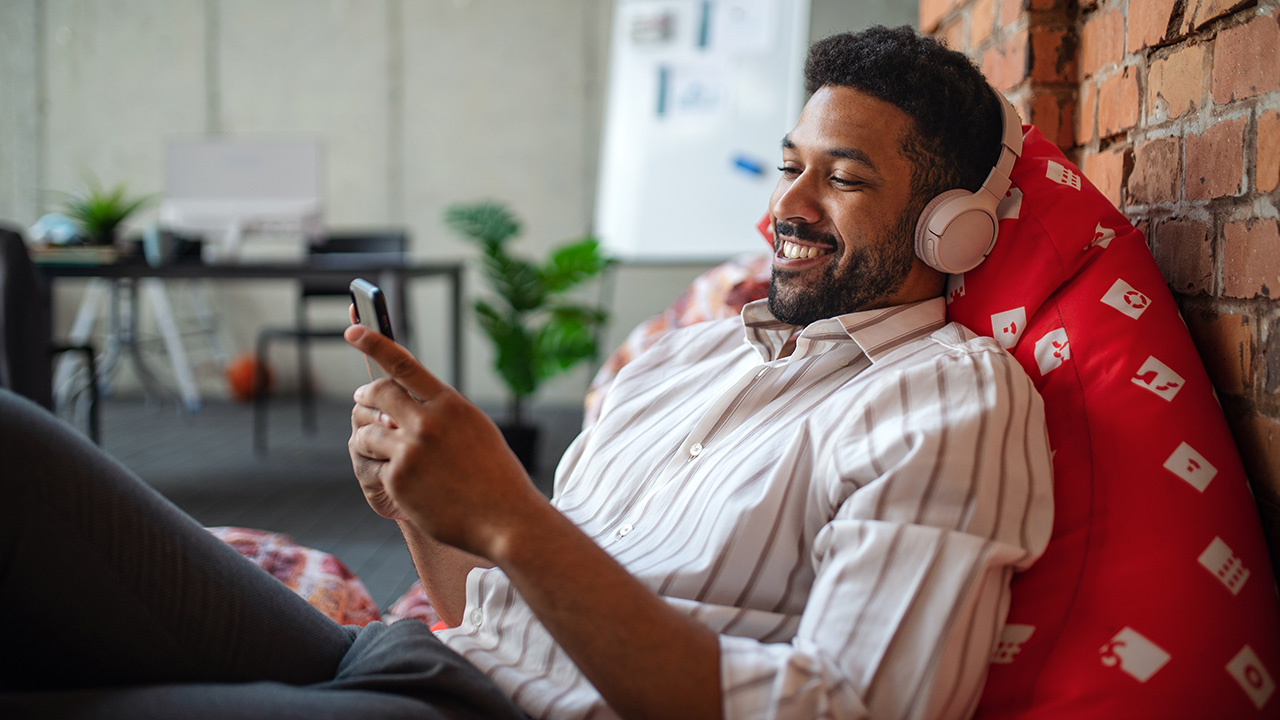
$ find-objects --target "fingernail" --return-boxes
[378,412,391,425]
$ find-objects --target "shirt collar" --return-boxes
[741,297,947,363]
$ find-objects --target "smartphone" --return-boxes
[350,278,394,380]
[350,278,395,341]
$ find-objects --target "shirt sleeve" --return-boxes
[719,342,1055,720]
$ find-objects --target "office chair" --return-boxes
[253,230,407,455]
[0,225,100,442]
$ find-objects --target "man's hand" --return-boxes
[344,322,546,559]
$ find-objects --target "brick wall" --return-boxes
[919,0,1280,556]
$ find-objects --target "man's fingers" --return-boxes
[352,402,397,430]
[351,415,397,461]
[344,324,449,401]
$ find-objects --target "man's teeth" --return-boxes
[781,240,831,259]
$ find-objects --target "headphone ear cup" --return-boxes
[913,189,999,274]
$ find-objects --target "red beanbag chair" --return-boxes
[954,127,1280,717]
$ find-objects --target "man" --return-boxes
[345,25,1051,720]
[1,26,1051,720]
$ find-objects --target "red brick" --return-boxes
[1097,67,1141,137]
[1233,413,1280,514]
[1259,110,1280,194]
[940,18,967,53]
[920,0,953,34]
[1146,43,1206,121]
[1185,116,1246,200]
[1082,144,1129,208]
[982,29,1029,91]
[1223,219,1280,299]
[1081,9,1125,78]
[1213,15,1280,105]
[1128,136,1181,204]
[1077,79,1098,144]
[1127,0,1179,51]
[1030,91,1076,148]
[1000,0,1026,28]
[1185,0,1247,34]
[1030,26,1079,83]
[971,0,996,47]
[1028,0,1060,10]
[1153,218,1213,294]
[1185,311,1253,395]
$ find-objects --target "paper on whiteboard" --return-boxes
[710,0,777,54]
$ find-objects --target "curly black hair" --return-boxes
[804,26,1004,203]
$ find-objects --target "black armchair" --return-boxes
[0,225,100,442]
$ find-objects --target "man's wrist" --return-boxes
[481,493,563,569]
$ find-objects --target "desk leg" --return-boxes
[54,278,109,406]
[144,279,202,413]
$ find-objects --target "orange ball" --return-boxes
[226,353,272,402]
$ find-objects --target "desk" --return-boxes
[38,258,465,409]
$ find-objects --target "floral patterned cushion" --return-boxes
[207,526,381,627]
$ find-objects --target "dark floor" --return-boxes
[95,395,584,610]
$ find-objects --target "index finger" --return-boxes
[344,324,449,401]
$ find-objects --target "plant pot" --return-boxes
[498,422,540,474]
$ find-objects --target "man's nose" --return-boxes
[771,175,821,226]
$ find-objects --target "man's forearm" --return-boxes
[487,502,723,720]
[396,519,490,626]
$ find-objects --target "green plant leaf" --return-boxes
[474,300,538,398]
[60,179,156,243]
[533,306,604,378]
[542,237,611,293]
[444,202,521,246]
[481,246,546,312]
[449,200,610,410]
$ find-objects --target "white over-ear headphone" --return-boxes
[913,90,1023,274]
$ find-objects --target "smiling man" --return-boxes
[0,25,1052,720]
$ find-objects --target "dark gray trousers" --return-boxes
[0,389,525,719]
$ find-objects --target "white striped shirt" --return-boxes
[438,297,1054,720]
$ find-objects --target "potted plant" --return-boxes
[60,178,155,246]
[445,201,612,471]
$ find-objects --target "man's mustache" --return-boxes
[774,221,837,248]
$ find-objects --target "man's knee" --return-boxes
[326,621,526,720]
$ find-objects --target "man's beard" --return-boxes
[767,207,917,327]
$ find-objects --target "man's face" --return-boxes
[767,85,939,326]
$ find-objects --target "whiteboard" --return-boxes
[594,0,810,262]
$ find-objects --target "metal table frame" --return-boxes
[38,259,465,410]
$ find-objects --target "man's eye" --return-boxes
[832,177,864,188]
[777,166,800,177]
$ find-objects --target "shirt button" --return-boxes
[617,523,634,537]
[690,442,703,457]
[470,608,484,626]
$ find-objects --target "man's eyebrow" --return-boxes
[780,135,878,170]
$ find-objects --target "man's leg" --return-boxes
[0,388,354,689]
[2,623,527,720]
[0,389,527,719]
